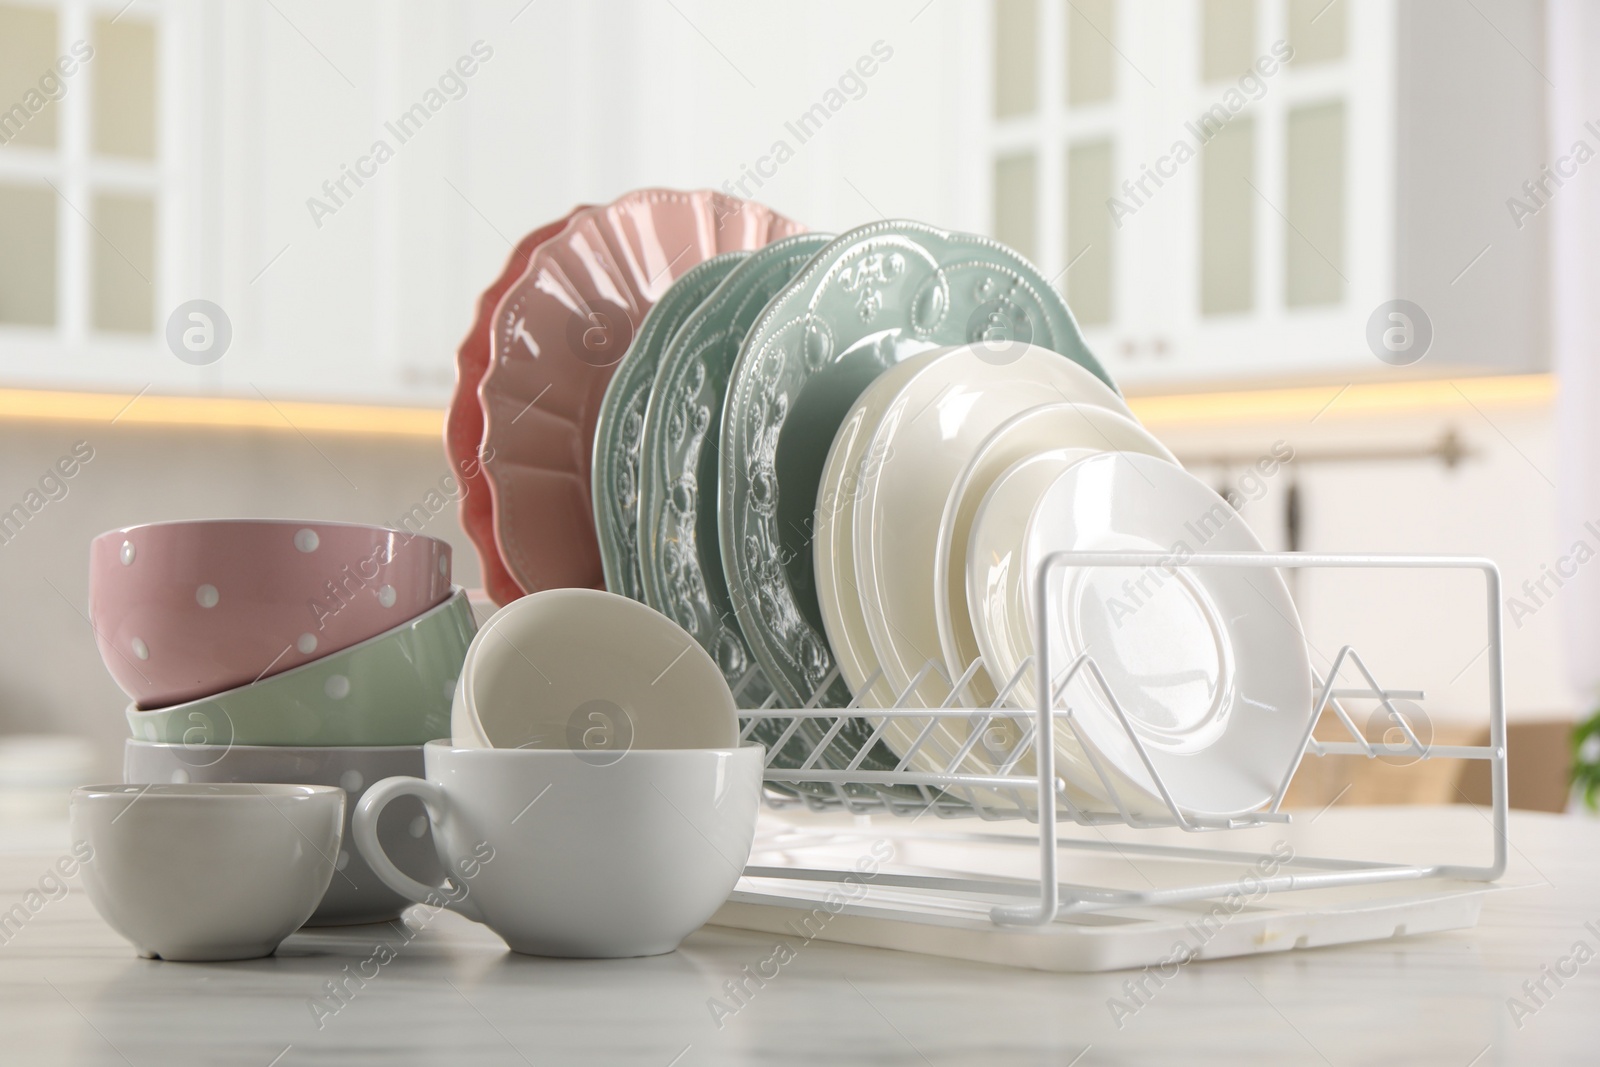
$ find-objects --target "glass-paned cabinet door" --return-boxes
[0,185,56,326]
[994,151,1039,261]
[994,0,1039,119]
[1177,0,1391,382]
[0,0,167,359]
[1065,139,1113,326]
[1199,116,1256,316]
[0,3,62,328]
[990,0,1151,352]
[990,0,1395,386]
[1284,100,1345,308]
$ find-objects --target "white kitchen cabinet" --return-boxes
[0,0,515,404]
[0,1,993,404]
[988,0,1550,388]
[0,1,1549,402]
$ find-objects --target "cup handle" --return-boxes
[352,775,485,923]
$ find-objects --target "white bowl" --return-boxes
[451,588,737,754]
[71,783,344,961]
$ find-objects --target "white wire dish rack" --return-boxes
[711,552,1508,972]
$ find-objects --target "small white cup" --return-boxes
[353,741,762,958]
[122,741,441,926]
[71,783,344,961]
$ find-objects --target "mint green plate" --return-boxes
[126,591,475,746]
[594,252,750,600]
[720,220,1110,712]
[639,234,832,696]
[639,234,833,783]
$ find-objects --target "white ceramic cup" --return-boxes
[353,741,762,958]
[122,740,441,926]
[71,783,344,961]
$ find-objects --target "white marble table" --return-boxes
[0,806,1594,1066]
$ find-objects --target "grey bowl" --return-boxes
[123,740,443,926]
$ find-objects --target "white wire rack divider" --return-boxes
[737,552,1507,928]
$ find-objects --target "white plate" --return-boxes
[814,349,950,714]
[1021,453,1312,817]
[815,350,975,779]
[936,402,1176,710]
[965,447,1107,804]
[852,344,1131,717]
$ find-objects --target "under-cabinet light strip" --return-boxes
[0,374,1555,437]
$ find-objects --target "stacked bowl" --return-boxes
[90,519,477,926]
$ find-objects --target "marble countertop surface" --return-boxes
[0,805,1594,1066]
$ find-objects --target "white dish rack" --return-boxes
[712,552,1507,970]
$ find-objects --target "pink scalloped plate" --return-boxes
[480,189,804,596]
[448,207,588,607]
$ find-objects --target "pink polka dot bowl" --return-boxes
[90,520,454,709]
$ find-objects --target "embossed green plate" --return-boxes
[719,219,1111,712]
[639,234,833,791]
[639,234,832,712]
[594,252,749,600]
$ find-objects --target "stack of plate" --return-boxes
[454,200,1314,817]
[817,348,1313,819]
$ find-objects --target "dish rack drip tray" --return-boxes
[714,816,1488,973]
[716,553,1509,971]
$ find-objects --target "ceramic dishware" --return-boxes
[977,451,1313,816]
[72,783,344,960]
[593,251,750,600]
[637,233,833,706]
[125,590,475,746]
[719,219,1109,713]
[830,343,1134,722]
[1025,452,1312,815]
[855,346,1133,711]
[449,207,589,607]
[479,190,803,595]
[123,741,441,926]
[451,588,737,753]
[814,349,949,715]
[636,234,836,787]
[353,741,763,957]
[937,402,1176,708]
[811,347,1143,798]
[90,520,452,709]
[966,446,1111,804]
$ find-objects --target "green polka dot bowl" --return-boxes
[124,590,474,747]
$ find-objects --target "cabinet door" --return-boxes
[0,0,171,384]
[989,0,1397,388]
[989,0,1152,354]
[1160,0,1396,385]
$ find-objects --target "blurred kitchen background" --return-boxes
[0,0,1589,813]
